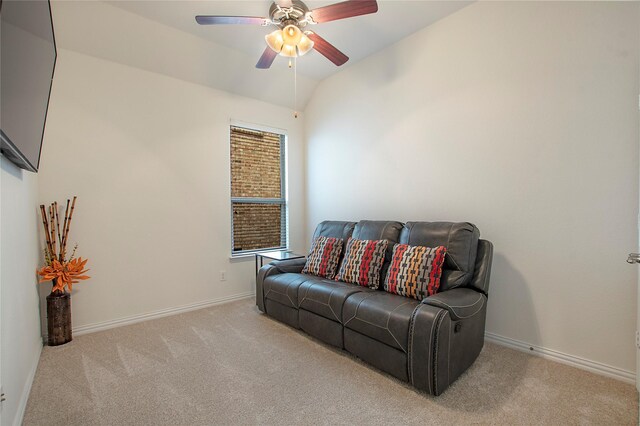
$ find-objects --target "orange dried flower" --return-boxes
[37,257,90,293]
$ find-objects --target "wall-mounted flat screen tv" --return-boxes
[1,0,57,173]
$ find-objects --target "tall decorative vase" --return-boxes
[46,289,72,346]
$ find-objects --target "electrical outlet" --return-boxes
[1,385,5,403]
[220,270,226,281]
[636,331,640,349]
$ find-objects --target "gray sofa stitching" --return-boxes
[301,300,339,322]
[343,293,378,325]
[407,304,420,385]
[326,287,342,322]
[430,294,484,309]
[426,310,440,395]
[299,281,357,323]
[344,295,414,353]
[262,276,272,299]
[433,311,447,394]
[264,277,304,308]
[447,319,451,388]
[384,300,416,352]
[285,277,306,307]
[350,317,406,353]
[297,280,317,309]
[429,297,485,319]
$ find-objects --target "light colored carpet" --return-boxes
[24,298,637,425]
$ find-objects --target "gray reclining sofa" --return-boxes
[256,220,493,395]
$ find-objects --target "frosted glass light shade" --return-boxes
[281,24,302,46]
[280,44,297,57]
[265,30,284,53]
[297,34,314,56]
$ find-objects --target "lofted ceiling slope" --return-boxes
[52,1,471,109]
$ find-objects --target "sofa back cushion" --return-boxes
[351,221,403,288]
[311,221,356,266]
[399,222,479,291]
[312,221,356,241]
[384,244,447,300]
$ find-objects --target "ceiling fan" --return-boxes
[195,0,379,69]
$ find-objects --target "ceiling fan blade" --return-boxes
[306,32,348,66]
[310,0,378,24]
[195,15,268,25]
[256,47,278,69]
[275,0,293,7]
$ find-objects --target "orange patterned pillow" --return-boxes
[384,244,447,300]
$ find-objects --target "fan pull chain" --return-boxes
[293,57,298,119]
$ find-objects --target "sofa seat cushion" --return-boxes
[298,279,372,323]
[263,273,319,309]
[343,291,419,353]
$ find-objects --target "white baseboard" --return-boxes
[14,340,43,426]
[73,292,255,336]
[65,297,637,386]
[485,331,635,385]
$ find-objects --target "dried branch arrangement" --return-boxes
[37,196,90,294]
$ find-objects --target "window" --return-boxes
[230,125,287,255]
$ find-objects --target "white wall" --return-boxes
[38,47,306,331]
[305,1,640,374]
[0,157,43,426]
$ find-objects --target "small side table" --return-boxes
[255,250,305,277]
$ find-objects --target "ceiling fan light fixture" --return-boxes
[281,24,302,46]
[197,0,380,70]
[297,34,314,56]
[279,44,297,58]
[265,29,284,52]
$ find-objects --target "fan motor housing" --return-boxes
[269,0,310,28]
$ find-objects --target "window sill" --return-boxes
[229,253,255,262]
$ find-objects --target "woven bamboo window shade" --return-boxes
[230,126,287,254]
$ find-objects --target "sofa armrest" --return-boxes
[270,257,307,273]
[256,258,307,312]
[422,288,486,321]
[411,288,489,395]
[409,303,450,395]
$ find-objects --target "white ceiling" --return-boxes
[51,1,471,109]
[106,1,472,80]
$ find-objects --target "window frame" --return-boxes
[229,121,288,257]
